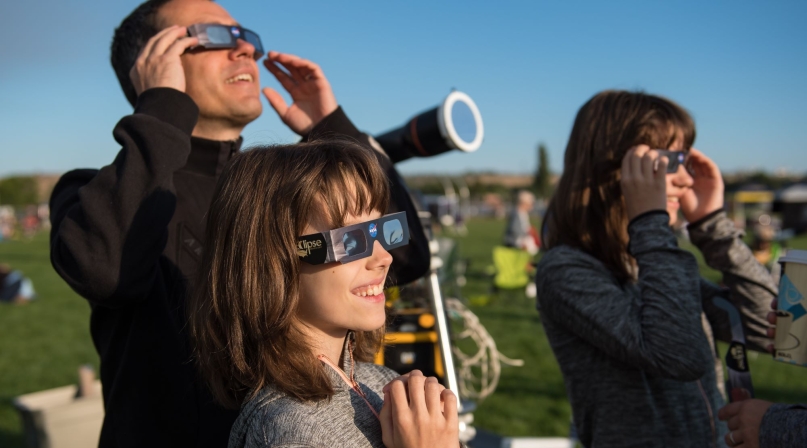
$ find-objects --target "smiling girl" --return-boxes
[536,91,777,447]
[187,140,458,448]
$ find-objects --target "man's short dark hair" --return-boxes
[110,0,177,107]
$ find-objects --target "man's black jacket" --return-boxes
[49,88,429,448]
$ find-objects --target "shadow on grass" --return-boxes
[0,396,24,448]
[0,431,24,448]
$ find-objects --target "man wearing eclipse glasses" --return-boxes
[48,0,429,447]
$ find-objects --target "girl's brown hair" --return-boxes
[544,90,696,284]
[188,140,391,409]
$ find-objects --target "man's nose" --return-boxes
[230,38,256,60]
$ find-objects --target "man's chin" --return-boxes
[229,102,263,127]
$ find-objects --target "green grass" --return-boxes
[442,219,572,436]
[0,232,98,447]
[1,223,806,444]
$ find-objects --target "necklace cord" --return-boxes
[317,338,380,421]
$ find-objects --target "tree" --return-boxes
[533,143,551,198]
[0,176,39,206]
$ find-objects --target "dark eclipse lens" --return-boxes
[206,25,233,44]
[342,230,367,256]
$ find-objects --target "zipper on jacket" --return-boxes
[696,379,717,448]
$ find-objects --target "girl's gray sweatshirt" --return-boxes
[535,210,776,448]
[228,335,398,448]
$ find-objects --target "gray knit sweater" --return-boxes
[760,402,807,447]
[228,335,399,448]
[536,210,776,448]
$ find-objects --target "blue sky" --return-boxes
[1,0,805,177]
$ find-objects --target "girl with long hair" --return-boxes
[537,90,776,447]
[188,140,459,448]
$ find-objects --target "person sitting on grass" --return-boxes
[536,90,776,447]
[0,264,35,304]
[187,140,460,448]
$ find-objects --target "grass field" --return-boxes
[1,221,807,445]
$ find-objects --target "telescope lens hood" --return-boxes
[375,91,484,164]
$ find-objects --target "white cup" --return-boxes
[774,250,807,366]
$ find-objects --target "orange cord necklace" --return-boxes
[317,339,380,421]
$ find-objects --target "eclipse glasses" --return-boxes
[187,23,264,58]
[654,149,693,174]
[297,212,410,265]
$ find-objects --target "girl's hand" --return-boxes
[680,148,725,222]
[620,145,668,221]
[380,371,459,448]
[718,398,774,448]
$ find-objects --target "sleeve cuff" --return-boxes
[686,209,738,247]
[687,208,725,229]
[627,211,678,256]
[628,210,669,230]
[304,106,364,142]
[134,88,199,136]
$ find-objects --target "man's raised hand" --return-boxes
[262,51,339,136]
[129,26,198,97]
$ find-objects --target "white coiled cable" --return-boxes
[446,298,524,401]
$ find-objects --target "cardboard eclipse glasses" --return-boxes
[654,149,694,174]
[187,23,264,58]
[297,212,410,265]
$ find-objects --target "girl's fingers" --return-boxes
[641,149,659,178]
[654,156,669,182]
[688,148,720,179]
[406,373,426,412]
[388,380,410,423]
[382,372,412,394]
[424,378,444,415]
[621,147,635,181]
[442,389,458,424]
[379,391,394,447]
[630,145,649,180]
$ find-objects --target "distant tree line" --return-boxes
[403,142,557,201]
[409,179,513,198]
[0,176,39,207]
[724,171,807,192]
